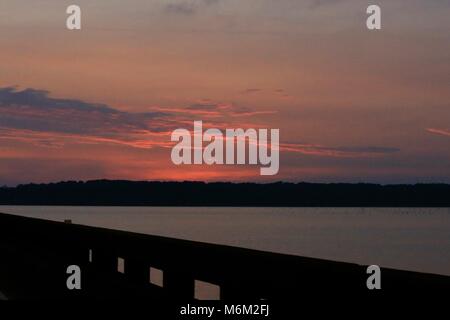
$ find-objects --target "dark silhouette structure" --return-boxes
[0,212,449,302]
[0,180,450,206]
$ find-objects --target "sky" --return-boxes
[0,0,449,185]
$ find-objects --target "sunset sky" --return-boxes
[0,0,449,185]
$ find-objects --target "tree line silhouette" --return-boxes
[0,180,449,207]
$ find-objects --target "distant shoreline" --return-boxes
[1,180,449,207]
[1,205,450,209]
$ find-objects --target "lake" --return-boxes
[1,206,449,276]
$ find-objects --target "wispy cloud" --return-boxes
[153,101,276,118]
[281,143,400,158]
[0,87,172,134]
[0,87,178,149]
[427,128,450,137]
[0,87,400,161]
[0,87,273,150]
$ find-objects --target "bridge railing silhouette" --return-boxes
[0,212,449,300]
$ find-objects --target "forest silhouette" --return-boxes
[0,180,449,207]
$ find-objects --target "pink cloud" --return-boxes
[427,128,450,137]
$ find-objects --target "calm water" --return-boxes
[1,206,449,276]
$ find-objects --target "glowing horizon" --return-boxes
[1,0,449,185]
